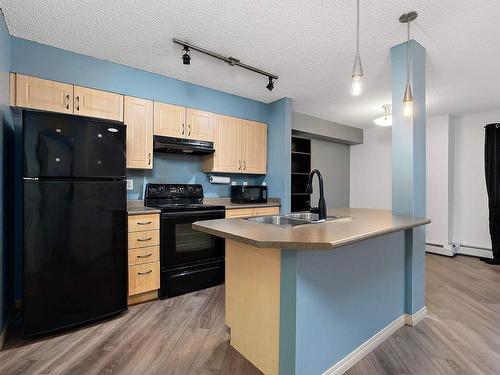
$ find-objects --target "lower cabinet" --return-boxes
[127,213,160,305]
[226,206,280,218]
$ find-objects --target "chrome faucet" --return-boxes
[305,169,327,222]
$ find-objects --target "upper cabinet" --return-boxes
[154,104,214,142]
[11,74,123,122]
[74,86,123,122]
[186,108,214,142]
[15,74,74,114]
[203,115,267,174]
[125,96,154,169]
[242,120,267,174]
[154,102,185,138]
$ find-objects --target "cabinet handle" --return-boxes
[137,221,152,225]
[137,237,152,242]
[244,161,247,170]
[148,153,151,165]
[64,94,70,110]
[188,124,191,136]
[182,123,185,135]
[75,96,80,111]
[137,253,152,258]
[137,270,153,275]
[238,160,241,170]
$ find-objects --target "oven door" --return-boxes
[160,210,225,268]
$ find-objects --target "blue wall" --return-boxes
[279,232,406,375]
[0,11,13,337]
[9,37,292,298]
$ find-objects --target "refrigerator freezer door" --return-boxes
[23,111,126,179]
[23,179,127,336]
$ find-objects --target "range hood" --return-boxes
[153,135,215,155]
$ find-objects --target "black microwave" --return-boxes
[231,185,267,204]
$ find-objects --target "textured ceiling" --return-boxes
[1,0,500,128]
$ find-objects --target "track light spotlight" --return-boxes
[182,45,191,65]
[266,77,274,91]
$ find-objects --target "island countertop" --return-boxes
[193,208,430,250]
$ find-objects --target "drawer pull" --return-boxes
[137,237,152,242]
[137,221,152,225]
[137,270,153,275]
[137,253,152,258]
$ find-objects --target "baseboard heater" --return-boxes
[426,242,493,259]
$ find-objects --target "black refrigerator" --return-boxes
[23,110,128,337]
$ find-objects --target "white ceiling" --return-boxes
[2,0,500,128]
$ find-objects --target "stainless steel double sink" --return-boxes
[244,212,348,228]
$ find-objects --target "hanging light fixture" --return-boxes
[351,0,363,96]
[399,11,418,117]
[374,104,392,127]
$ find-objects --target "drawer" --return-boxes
[254,206,280,216]
[128,262,160,296]
[128,214,160,232]
[128,246,160,266]
[128,230,159,249]
[225,208,256,218]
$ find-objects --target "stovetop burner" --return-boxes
[144,183,225,213]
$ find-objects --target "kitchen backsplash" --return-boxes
[127,153,265,200]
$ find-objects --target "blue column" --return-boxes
[391,40,426,314]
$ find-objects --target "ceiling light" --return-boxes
[266,77,274,91]
[399,11,418,117]
[374,104,392,127]
[173,38,278,91]
[351,0,363,96]
[182,45,191,65]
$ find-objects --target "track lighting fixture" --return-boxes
[173,38,278,91]
[266,77,274,91]
[182,45,191,65]
[351,0,363,96]
[399,11,417,117]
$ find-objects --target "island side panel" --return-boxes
[225,239,281,375]
[294,231,407,375]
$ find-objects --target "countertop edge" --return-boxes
[192,218,431,250]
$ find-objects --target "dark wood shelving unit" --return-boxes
[291,136,311,212]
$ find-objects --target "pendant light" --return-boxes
[351,0,363,96]
[374,104,392,127]
[399,11,418,117]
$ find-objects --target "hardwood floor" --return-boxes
[1,254,500,374]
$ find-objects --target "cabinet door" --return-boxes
[242,120,267,174]
[153,102,185,138]
[125,96,154,169]
[74,86,124,121]
[186,108,214,141]
[15,74,73,114]
[212,115,241,173]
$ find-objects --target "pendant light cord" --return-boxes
[407,21,410,83]
[356,0,360,55]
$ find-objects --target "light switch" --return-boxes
[126,179,134,190]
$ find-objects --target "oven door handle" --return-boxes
[161,210,225,219]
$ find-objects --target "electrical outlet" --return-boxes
[126,179,134,191]
[243,181,248,186]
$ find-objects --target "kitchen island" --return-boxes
[194,208,430,375]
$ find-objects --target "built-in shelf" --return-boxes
[291,136,311,212]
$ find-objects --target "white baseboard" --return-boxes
[426,244,455,257]
[458,247,493,259]
[322,307,427,375]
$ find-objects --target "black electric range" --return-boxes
[144,183,225,298]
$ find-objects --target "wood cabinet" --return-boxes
[127,213,160,305]
[74,86,123,121]
[225,206,280,219]
[203,115,267,174]
[154,102,185,138]
[154,104,214,142]
[12,74,123,121]
[15,74,74,114]
[125,96,154,169]
[186,108,214,141]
